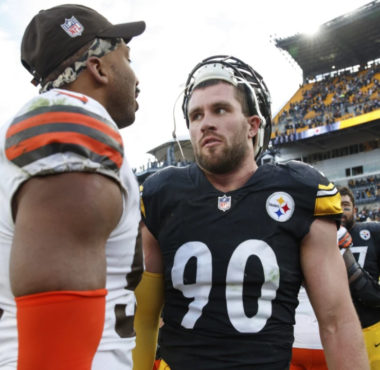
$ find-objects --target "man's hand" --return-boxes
[337,226,353,249]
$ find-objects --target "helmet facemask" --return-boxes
[182,55,272,159]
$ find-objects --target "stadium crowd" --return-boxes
[347,174,380,208]
[133,159,193,176]
[273,62,380,142]
[355,206,380,222]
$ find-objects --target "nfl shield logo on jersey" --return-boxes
[218,194,231,212]
[61,16,84,38]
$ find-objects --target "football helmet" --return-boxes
[182,55,272,159]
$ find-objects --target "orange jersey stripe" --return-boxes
[6,131,123,169]
[56,90,89,103]
[7,111,122,146]
[339,232,352,249]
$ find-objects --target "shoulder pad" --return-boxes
[142,166,187,195]
[363,221,380,231]
[284,160,342,218]
[284,160,327,182]
[140,166,189,220]
[5,104,123,176]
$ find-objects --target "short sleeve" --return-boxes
[5,104,124,180]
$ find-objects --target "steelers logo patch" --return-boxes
[266,192,295,222]
[359,229,371,240]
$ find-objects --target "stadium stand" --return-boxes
[272,64,380,141]
[136,0,380,220]
[134,136,194,184]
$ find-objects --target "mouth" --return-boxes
[201,136,222,148]
[135,87,140,111]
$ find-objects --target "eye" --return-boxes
[341,203,352,210]
[216,107,227,115]
[189,112,202,122]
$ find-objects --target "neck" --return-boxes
[203,160,258,193]
[64,72,106,108]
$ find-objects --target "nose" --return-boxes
[133,69,139,89]
[200,112,217,132]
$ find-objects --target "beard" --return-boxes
[194,127,251,174]
[108,85,136,129]
[107,65,137,129]
[342,214,355,230]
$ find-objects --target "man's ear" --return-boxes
[247,115,261,139]
[85,56,109,85]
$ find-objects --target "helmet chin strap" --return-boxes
[253,124,265,158]
[236,75,267,158]
[172,88,186,162]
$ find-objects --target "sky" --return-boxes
[0,0,373,169]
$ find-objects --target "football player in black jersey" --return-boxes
[339,186,380,369]
[137,56,368,369]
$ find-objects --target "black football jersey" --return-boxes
[141,161,341,369]
[349,222,380,328]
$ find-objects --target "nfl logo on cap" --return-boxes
[61,16,84,38]
[218,195,231,212]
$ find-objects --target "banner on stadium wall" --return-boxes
[272,109,380,144]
